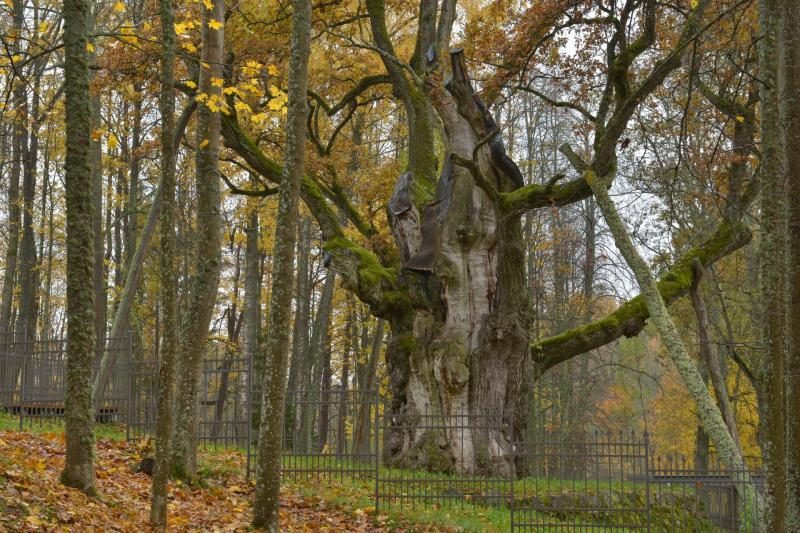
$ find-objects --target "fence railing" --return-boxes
[0,333,132,429]
[0,332,764,531]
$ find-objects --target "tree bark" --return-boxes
[60,0,97,496]
[252,0,311,525]
[244,202,262,434]
[758,0,787,526]
[588,169,756,523]
[171,0,225,480]
[0,0,26,339]
[287,217,311,450]
[783,0,800,524]
[150,0,177,524]
[690,261,741,455]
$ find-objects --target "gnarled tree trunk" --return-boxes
[373,51,530,476]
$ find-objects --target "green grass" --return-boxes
[0,414,719,531]
[0,411,127,441]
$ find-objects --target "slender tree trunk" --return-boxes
[690,261,741,454]
[89,24,106,365]
[0,0,25,338]
[60,0,97,496]
[758,0,787,527]
[244,203,261,434]
[302,271,336,450]
[287,217,311,450]
[354,319,383,455]
[150,0,177,524]
[337,304,353,457]
[18,71,39,346]
[171,0,225,480]
[588,171,756,522]
[252,0,311,525]
[783,0,800,523]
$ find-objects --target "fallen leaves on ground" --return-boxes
[0,430,389,532]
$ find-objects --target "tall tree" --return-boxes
[60,0,97,496]
[252,0,312,526]
[758,0,787,526]
[150,0,178,524]
[171,0,225,479]
[782,0,800,523]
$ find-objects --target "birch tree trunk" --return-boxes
[252,0,311,525]
[60,0,97,496]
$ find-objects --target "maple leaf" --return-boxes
[113,1,125,13]
[208,19,223,30]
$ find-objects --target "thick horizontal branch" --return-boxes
[499,175,592,214]
[531,220,753,375]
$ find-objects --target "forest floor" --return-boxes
[0,426,451,532]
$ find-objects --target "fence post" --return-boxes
[644,432,651,532]
[18,356,24,431]
[373,390,379,515]
[126,343,134,442]
[510,437,515,531]
[246,350,252,480]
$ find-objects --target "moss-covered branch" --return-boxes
[499,176,593,214]
[532,219,752,374]
[219,109,426,321]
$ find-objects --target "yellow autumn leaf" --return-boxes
[267,64,279,76]
[690,0,698,8]
[108,134,119,150]
[735,115,745,123]
[208,19,223,30]
[182,42,198,53]
[38,21,48,34]
[184,80,197,89]
[113,1,125,13]
[86,42,95,53]
[199,139,209,149]
[174,22,188,35]
[211,77,224,88]
[202,0,213,8]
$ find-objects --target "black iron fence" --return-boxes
[248,388,380,483]
[0,331,765,531]
[0,333,132,429]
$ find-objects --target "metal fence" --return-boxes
[248,388,380,483]
[0,331,765,531]
[0,332,131,429]
[373,418,763,532]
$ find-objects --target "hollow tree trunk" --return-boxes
[379,51,530,476]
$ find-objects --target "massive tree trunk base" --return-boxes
[380,51,530,478]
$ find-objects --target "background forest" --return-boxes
[0,0,798,529]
